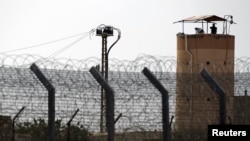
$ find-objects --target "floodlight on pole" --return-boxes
[95,24,121,133]
[223,15,236,34]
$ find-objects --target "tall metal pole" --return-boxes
[96,25,120,133]
[100,35,108,132]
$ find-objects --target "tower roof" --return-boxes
[173,15,226,23]
[174,15,236,34]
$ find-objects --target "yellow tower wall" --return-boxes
[175,34,235,130]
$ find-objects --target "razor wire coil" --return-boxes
[0,53,250,133]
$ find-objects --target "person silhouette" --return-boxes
[210,23,217,34]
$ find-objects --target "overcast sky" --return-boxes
[0,0,249,60]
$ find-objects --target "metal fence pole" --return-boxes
[89,67,114,141]
[200,69,226,125]
[12,106,25,141]
[114,113,122,124]
[142,67,170,141]
[67,108,79,141]
[30,63,55,141]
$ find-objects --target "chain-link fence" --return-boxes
[0,53,250,141]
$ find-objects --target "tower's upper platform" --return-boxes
[174,15,236,35]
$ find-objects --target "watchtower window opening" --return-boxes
[224,61,227,65]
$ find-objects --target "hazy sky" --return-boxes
[0,0,249,60]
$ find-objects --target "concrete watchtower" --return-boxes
[174,15,236,130]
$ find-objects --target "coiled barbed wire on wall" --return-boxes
[0,53,250,132]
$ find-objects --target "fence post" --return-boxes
[67,108,79,141]
[12,106,25,141]
[30,63,55,141]
[142,67,170,141]
[200,69,226,125]
[89,67,115,141]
